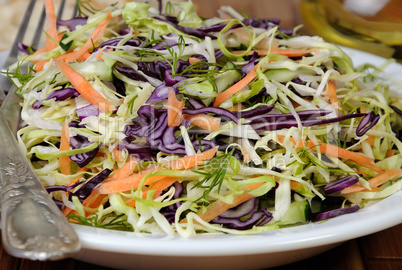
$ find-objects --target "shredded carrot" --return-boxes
[59,121,71,175]
[34,11,112,72]
[227,103,246,112]
[359,162,383,173]
[386,149,396,158]
[326,81,339,109]
[62,11,111,63]
[183,113,221,131]
[231,49,319,57]
[112,147,126,163]
[107,157,138,182]
[126,176,180,207]
[167,87,185,127]
[193,182,265,223]
[68,167,88,186]
[189,57,201,64]
[54,58,116,112]
[341,169,402,194]
[98,147,217,194]
[276,135,375,165]
[34,0,62,55]
[365,135,375,145]
[213,67,257,107]
[290,181,303,190]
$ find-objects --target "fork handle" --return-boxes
[0,111,80,260]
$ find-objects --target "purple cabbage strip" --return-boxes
[211,198,273,230]
[233,104,275,119]
[156,182,184,224]
[17,42,30,54]
[252,112,370,133]
[58,17,88,31]
[122,105,216,156]
[248,109,332,123]
[153,16,217,39]
[390,105,402,116]
[240,51,258,76]
[146,84,179,104]
[115,65,149,83]
[211,211,266,230]
[182,107,239,123]
[96,38,141,50]
[150,38,178,50]
[187,98,206,109]
[312,205,360,222]
[45,183,78,193]
[70,169,112,202]
[76,104,101,120]
[258,207,274,226]
[356,112,380,137]
[69,134,101,167]
[219,197,258,218]
[324,176,359,194]
[33,88,79,109]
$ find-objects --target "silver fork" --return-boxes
[0,0,81,260]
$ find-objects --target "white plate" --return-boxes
[3,48,402,270]
[72,47,402,270]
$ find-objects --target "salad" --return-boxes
[7,0,402,236]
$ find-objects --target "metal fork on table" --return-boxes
[0,0,81,261]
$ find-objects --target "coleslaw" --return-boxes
[7,0,402,236]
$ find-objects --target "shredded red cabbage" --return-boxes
[70,169,112,201]
[57,17,88,31]
[312,205,360,222]
[324,176,359,194]
[33,88,79,109]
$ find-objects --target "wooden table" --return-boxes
[0,0,401,269]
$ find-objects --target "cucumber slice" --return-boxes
[280,200,311,225]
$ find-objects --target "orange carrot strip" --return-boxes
[34,11,112,72]
[167,87,185,127]
[112,147,126,163]
[195,182,264,223]
[34,0,62,55]
[365,135,375,145]
[126,176,180,207]
[276,135,374,165]
[386,149,396,158]
[189,57,201,64]
[359,163,383,173]
[183,114,221,131]
[60,11,111,63]
[231,49,319,57]
[107,157,138,182]
[145,177,180,198]
[213,68,257,107]
[290,181,303,190]
[98,147,217,194]
[227,103,246,112]
[54,58,116,112]
[341,169,402,194]
[68,167,88,186]
[326,81,339,109]
[59,121,71,175]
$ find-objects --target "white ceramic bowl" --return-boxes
[65,48,402,270]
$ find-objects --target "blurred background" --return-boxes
[1,0,401,59]
[0,0,301,52]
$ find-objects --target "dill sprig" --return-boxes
[67,213,133,231]
[192,148,235,202]
[137,36,186,78]
[76,0,103,17]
